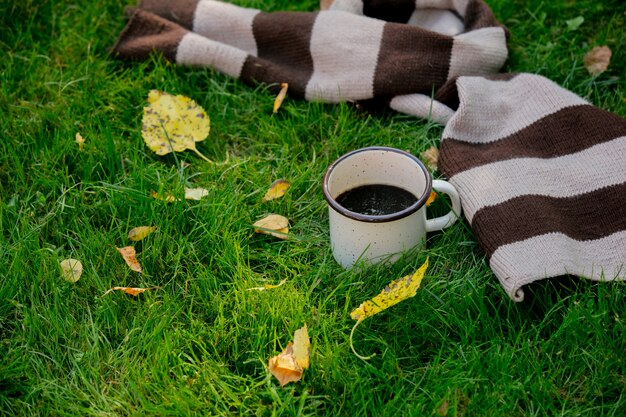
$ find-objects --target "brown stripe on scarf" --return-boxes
[373,23,453,97]
[473,182,626,258]
[240,12,316,95]
[440,105,626,177]
[112,9,187,61]
[137,0,199,29]
[464,0,506,31]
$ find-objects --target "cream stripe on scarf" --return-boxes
[491,230,626,301]
[176,33,248,77]
[305,11,385,101]
[448,28,508,80]
[453,135,626,222]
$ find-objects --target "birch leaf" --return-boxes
[584,46,611,76]
[273,83,288,113]
[116,246,143,273]
[185,187,209,200]
[268,324,310,387]
[142,90,212,162]
[103,286,158,297]
[247,278,288,291]
[350,258,429,359]
[253,214,289,240]
[60,258,83,282]
[128,226,156,242]
[151,190,179,203]
[262,179,290,202]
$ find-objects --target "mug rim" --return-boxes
[322,146,433,223]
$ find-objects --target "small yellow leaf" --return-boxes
[293,324,311,370]
[426,191,437,206]
[151,190,179,203]
[142,90,212,162]
[253,214,289,240]
[273,83,288,113]
[247,278,288,291]
[421,146,439,171]
[584,46,612,76]
[268,324,310,387]
[60,258,83,282]
[75,132,85,152]
[351,258,429,321]
[184,187,209,201]
[103,286,157,297]
[262,179,290,202]
[128,226,156,242]
[116,246,143,273]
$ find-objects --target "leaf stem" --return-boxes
[192,147,214,164]
[350,320,376,361]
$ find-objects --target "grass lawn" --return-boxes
[1,0,625,415]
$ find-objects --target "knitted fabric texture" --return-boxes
[439,73,626,301]
[112,0,508,123]
[113,1,626,301]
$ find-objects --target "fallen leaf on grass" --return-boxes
[350,258,429,359]
[273,83,288,114]
[565,16,584,31]
[60,258,83,282]
[268,324,310,387]
[75,133,85,152]
[584,46,611,76]
[185,187,209,201]
[247,278,288,291]
[262,179,290,202]
[103,286,158,297]
[436,401,450,417]
[142,90,212,162]
[253,214,289,240]
[421,146,439,171]
[426,191,437,206]
[151,190,179,203]
[128,226,156,242]
[116,246,142,273]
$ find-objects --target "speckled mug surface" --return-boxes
[322,147,462,268]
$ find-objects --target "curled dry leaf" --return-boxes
[273,83,288,114]
[128,226,156,242]
[262,179,290,202]
[247,278,288,291]
[426,191,437,206]
[60,258,83,283]
[185,187,209,201]
[142,90,212,162]
[253,214,289,240]
[350,258,429,359]
[75,132,85,152]
[116,246,143,273]
[103,286,158,297]
[268,324,310,387]
[584,46,612,76]
[421,146,439,171]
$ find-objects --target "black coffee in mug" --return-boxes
[336,184,418,216]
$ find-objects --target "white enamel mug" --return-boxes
[322,147,462,268]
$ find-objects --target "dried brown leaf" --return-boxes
[584,46,611,76]
[268,324,310,387]
[116,246,143,273]
[421,146,439,171]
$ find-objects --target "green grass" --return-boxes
[1,0,625,415]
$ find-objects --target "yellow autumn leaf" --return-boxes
[273,83,288,113]
[426,191,437,206]
[141,90,212,162]
[75,132,85,152]
[268,324,310,387]
[247,278,288,291]
[103,286,158,297]
[128,226,156,242]
[60,258,83,282]
[253,214,289,240]
[420,146,439,171]
[262,179,290,202]
[185,187,209,200]
[116,246,143,273]
[151,190,179,203]
[349,258,429,359]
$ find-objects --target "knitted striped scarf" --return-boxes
[113,0,626,301]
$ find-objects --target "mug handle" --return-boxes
[425,180,462,232]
